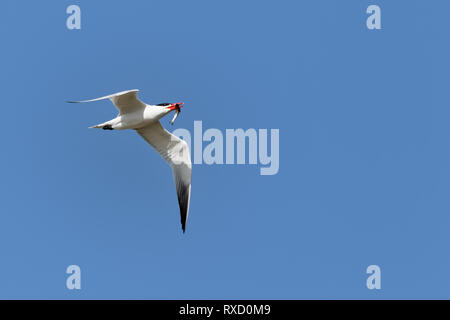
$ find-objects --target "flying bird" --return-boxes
[67,89,191,232]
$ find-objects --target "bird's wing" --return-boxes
[136,121,192,232]
[67,89,146,114]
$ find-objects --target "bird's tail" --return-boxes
[89,121,114,130]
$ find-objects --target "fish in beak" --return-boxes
[167,102,184,125]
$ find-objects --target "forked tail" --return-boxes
[89,122,114,130]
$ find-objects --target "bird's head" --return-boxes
[166,102,184,112]
[156,102,184,111]
[156,102,184,125]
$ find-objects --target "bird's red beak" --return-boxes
[166,102,184,111]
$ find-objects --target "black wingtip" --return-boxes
[177,182,190,234]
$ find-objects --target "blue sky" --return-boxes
[0,0,449,299]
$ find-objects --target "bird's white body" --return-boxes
[68,89,191,232]
[98,105,171,130]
